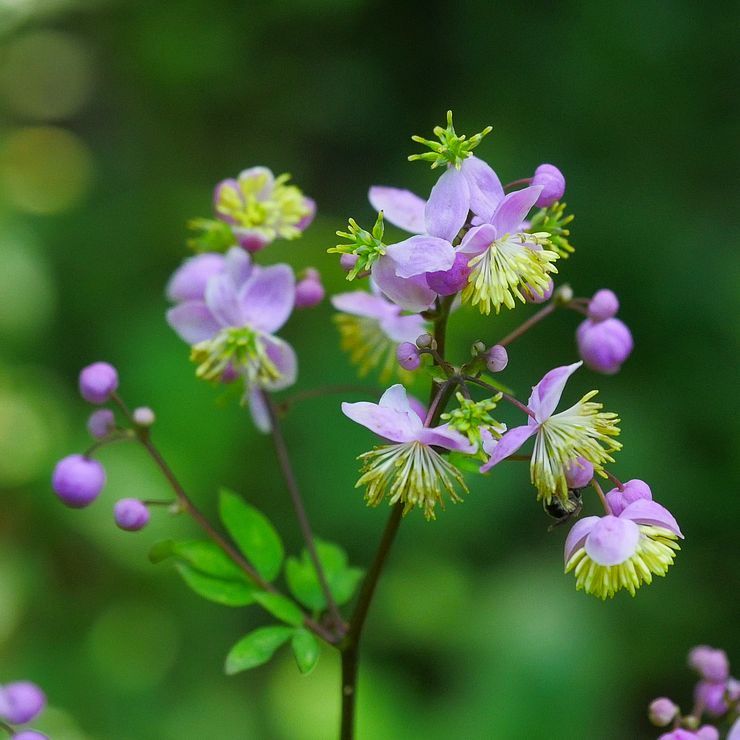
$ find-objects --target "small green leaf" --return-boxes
[291,629,320,675]
[477,374,515,396]
[253,592,304,626]
[448,450,486,473]
[225,626,294,675]
[425,366,449,383]
[219,488,284,581]
[175,563,257,607]
[149,539,176,564]
[328,567,365,605]
[172,540,248,581]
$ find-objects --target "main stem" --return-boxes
[339,296,453,739]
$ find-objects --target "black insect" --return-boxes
[545,488,583,530]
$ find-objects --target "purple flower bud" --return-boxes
[79,362,118,404]
[532,164,565,207]
[12,732,49,740]
[522,278,554,304]
[295,269,325,308]
[576,317,633,374]
[659,731,698,740]
[695,680,728,716]
[87,409,115,439]
[649,697,679,727]
[132,407,155,427]
[588,289,620,321]
[52,455,105,508]
[426,252,471,296]
[340,253,359,272]
[0,682,46,725]
[605,479,652,516]
[565,457,594,489]
[485,345,508,373]
[114,499,150,532]
[396,342,421,371]
[689,646,730,683]
[696,726,720,740]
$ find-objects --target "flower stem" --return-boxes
[495,301,557,347]
[263,392,347,636]
[591,478,611,515]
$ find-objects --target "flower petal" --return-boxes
[584,515,640,566]
[372,257,437,313]
[223,247,253,286]
[166,301,220,344]
[166,253,225,302]
[564,516,600,563]
[205,273,244,327]
[418,424,476,453]
[620,499,683,538]
[331,290,396,320]
[491,185,542,235]
[341,400,420,443]
[424,167,470,242]
[379,313,428,343]
[368,186,426,234]
[261,335,298,391]
[479,424,537,473]
[527,362,582,421]
[385,235,455,278]
[247,385,272,433]
[461,156,504,221]
[457,223,496,255]
[379,383,412,413]
[239,264,295,333]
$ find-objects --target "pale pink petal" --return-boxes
[342,401,420,443]
[460,156,504,221]
[418,424,476,453]
[331,291,397,320]
[239,264,295,333]
[479,424,537,473]
[490,185,543,235]
[368,186,426,234]
[385,235,455,278]
[371,257,437,313]
[379,313,427,343]
[296,197,316,231]
[528,362,582,421]
[564,516,600,563]
[379,383,412,413]
[620,499,683,538]
[261,335,298,391]
[166,253,225,302]
[424,167,470,242]
[247,385,272,433]
[223,247,253,286]
[166,301,220,344]
[237,166,275,198]
[458,223,496,255]
[584,516,640,566]
[232,227,271,253]
[205,275,244,327]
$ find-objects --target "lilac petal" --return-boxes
[620,499,683,538]
[460,155,504,221]
[261,335,298,391]
[232,227,271,253]
[479,424,537,473]
[331,291,396,320]
[237,166,274,197]
[527,362,582,421]
[490,185,543,235]
[458,223,497,255]
[379,383,413,414]
[564,516,600,563]
[223,247,253,286]
[368,186,426,234]
[205,273,244,327]
[296,197,316,231]
[238,264,295,333]
[605,479,652,516]
[584,516,640,566]
[419,424,476,453]
[166,301,220,344]
[380,312,428,343]
[166,253,225,302]
[424,167,470,242]
[425,251,472,295]
[385,235,455,278]
[341,400,421,444]
[247,385,272,433]
[372,257,437,313]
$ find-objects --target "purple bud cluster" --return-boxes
[0,680,47,738]
[576,289,633,374]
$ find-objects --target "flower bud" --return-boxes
[52,455,106,508]
[12,732,49,740]
[696,726,720,740]
[396,342,421,371]
[649,697,679,727]
[485,345,508,373]
[689,646,730,684]
[588,289,619,321]
[605,479,652,516]
[532,163,565,207]
[133,406,156,427]
[415,333,435,349]
[695,680,728,716]
[426,252,471,296]
[87,409,115,439]
[0,682,46,725]
[471,341,486,356]
[659,730,699,740]
[340,253,359,272]
[295,269,325,308]
[576,317,633,374]
[565,456,594,489]
[522,278,554,304]
[114,499,150,532]
[553,283,573,305]
[79,362,119,404]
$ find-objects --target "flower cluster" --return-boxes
[648,645,739,739]
[0,680,47,739]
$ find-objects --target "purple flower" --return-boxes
[531,163,565,207]
[648,697,679,726]
[52,454,106,508]
[213,167,314,252]
[294,268,325,309]
[114,499,150,532]
[689,646,730,684]
[576,317,633,375]
[480,362,621,506]
[695,680,729,716]
[331,285,428,381]
[87,409,115,439]
[606,479,653,516]
[166,253,226,302]
[342,384,475,519]
[564,496,682,599]
[588,288,619,321]
[79,362,118,404]
[728,718,740,740]
[0,681,46,725]
[659,730,719,740]
[12,732,49,740]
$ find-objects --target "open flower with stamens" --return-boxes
[480,362,621,506]
[331,284,428,381]
[166,248,296,431]
[342,385,475,519]
[564,497,683,599]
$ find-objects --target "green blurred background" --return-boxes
[0,1,737,738]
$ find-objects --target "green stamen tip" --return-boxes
[409,110,493,169]
[328,212,387,280]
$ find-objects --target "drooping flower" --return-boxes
[563,497,682,599]
[342,384,475,519]
[480,362,621,506]
[166,247,296,431]
[331,284,428,381]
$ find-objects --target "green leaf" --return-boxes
[218,488,284,581]
[425,366,448,383]
[225,626,294,675]
[149,539,176,564]
[328,567,365,605]
[172,540,248,581]
[477,374,515,396]
[175,563,257,607]
[253,592,304,626]
[448,450,486,473]
[291,629,320,675]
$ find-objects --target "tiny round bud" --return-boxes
[649,697,679,727]
[485,345,508,373]
[696,727,720,740]
[426,252,471,296]
[295,270,325,308]
[396,342,421,371]
[588,289,620,321]
[340,253,359,272]
[695,681,728,717]
[52,455,106,508]
[576,317,633,374]
[471,341,486,356]
[565,456,594,489]
[114,499,150,532]
[79,362,118,404]
[689,646,730,684]
[132,406,156,427]
[87,409,115,439]
[415,333,435,349]
[0,682,46,725]
[532,163,565,207]
[553,283,574,305]
[522,278,554,304]
[12,732,49,740]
